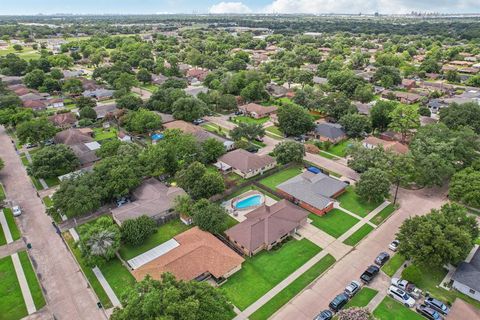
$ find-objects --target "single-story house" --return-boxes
[452,246,480,302]
[353,101,373,115]
[448,299,480,320]
[382,90,422,104]
[266,83,288,98]
[186,68,210,83]
[111,178,186,226]
[23,100,46,110]
[63,70,84,78]
[311,122,346,143]
[401,79,417,90]
[19,92,45,101]
[238,103,278,119]
[48,112,77,128]
[313,76,328,85]
[216,149,276,179]
[83,88,114,100]
[0,75,23,85]
[226,199,308,256]
[54,128,99,167]
[184,85,208,97]
[277,170,347,216]
[152,74,168,85]
[46,98,65,108]
[163,120,234,151]
[93,103,118,120]
[118,131,132,142]
[131,227,244,283]
[362,136,409,154]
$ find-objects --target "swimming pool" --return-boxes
[234,194,263,209]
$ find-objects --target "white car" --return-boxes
[344,280,361,297]
[387,286,416,308]
[12,206,22,217]
[389,240,400,251]
[391,277,409,291]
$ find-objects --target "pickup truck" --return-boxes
[391,278,422,299]
[360,265,379,284]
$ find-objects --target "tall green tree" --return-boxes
[175,162,225,200]
[356,168,391,203]
[172,97,209,122]
[16,118,57,144]
[388,104,420,142]
[29,145,79,178]
[190,199,227,234]
[277,103,314,137]
[273,141,305,164]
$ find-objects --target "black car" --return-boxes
[374,252,390,266]
[313,310,333,320]
[416,304,442,320]
[328,293,349,312]
[360,265,380,284]
[424,297,449,315]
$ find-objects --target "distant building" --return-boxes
[452,247,480,302]
[311,122,346,143]
[216,149,276,179]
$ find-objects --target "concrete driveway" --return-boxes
[0,126,106,320]
[272,186,447,319]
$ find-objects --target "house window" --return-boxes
[470,289,476,294]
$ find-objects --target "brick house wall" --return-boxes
[276,189,334,216]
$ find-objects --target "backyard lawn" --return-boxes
[221,238,321,310]
[343,224,374,246]
[42,196,53,208]
[309,209,359,238]
[265,126,284,139]
[4,208,21,241]
[119,219,191,260]
[18,251,46,310]
[382,253,406,277]
[325,140,353,158]
[98,257,136,301]
[345,287,378,308]
[201,123,230,136]
[259,166,303,190]
[337,186,382,217]
[373,297,424,320]
[0,255,28,320]
[370,204,396,225]
[93,127,117,141]
[250,254,335,320]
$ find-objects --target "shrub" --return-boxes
[121,215,157,246]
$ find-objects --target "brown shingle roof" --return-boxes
[54,128,93,145]
[48,112,77,126]
[225,200,308,253]
[363,136,409,154]
[218,149,275,174]
[239,103,278,117]
[132,227,244,281]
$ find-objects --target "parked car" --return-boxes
[328,293,349,312]
[254,137,264,142]
[360,265,379,284]
[234,110,243,116]
[375,252,390,266]
[115,197,131,207]
[389,240,400,251]
[416,304,443,320]
[313,310,333,320]
[193,119,205,125]
[25,142,38,149]
[387,286,416,308]
[424,297,449,315]
[344,280,361,297]
[12,205,22,217]
[391,278,409,291]
[44,139,55,146]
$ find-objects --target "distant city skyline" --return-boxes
[1,0,479,15]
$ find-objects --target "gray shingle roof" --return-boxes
[277,171,347,210]
[313,123,345,140]
[452,247,480,292]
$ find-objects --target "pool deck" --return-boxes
[223,191,277,222]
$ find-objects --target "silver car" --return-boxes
[12,205,22,217]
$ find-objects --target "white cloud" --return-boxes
[209,2,252,14]
[262,0,479,14]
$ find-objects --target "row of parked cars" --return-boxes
[315,241,450,320]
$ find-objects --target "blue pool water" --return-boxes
[235,195,262,209]
[151,133,164,141]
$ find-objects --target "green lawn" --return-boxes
[319,150,336,159]
[223,215,239,233]
[20,155,29,167]
[0,183,5,201]
[18,251,46,310]
[44,177,60,188]
[201,123,230,136]
[259,166,303,190]
[343,224,374,246]
[0,255,28,320]
[64,232,113,308]
[31,177,44,191]
[119,219,191,260]
[42,196,53,208]
[139,84,158,92]
[345,287,378,308]
[382,254,406,277]
[4,208,21,241]
[309,209,359,238]
[373,297,424,320]
[93,127,118,141]
[326,140,353,158]
[231,116,270,125]
[250,254,335,320]
[98,257,136,301]
[221,239,321,310]
[337,186,383,217]
[265,126,283,139]
[370,204,396,225]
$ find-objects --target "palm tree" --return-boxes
[86,230,117,258]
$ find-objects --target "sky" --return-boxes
[0,0,478,15]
